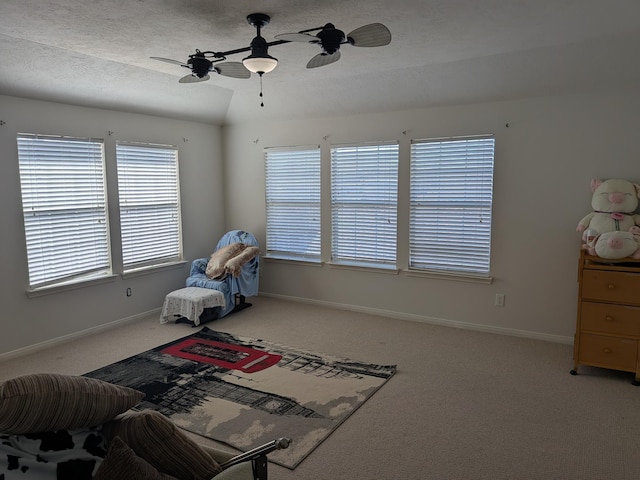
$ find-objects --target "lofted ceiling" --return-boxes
[1,0,639,126]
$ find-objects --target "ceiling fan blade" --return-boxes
[179,74,210,84]
[274,32,319,43]
[306,51,341,69]
[151,56,188,67]
[214,61,251,79]
[346,23,392,47]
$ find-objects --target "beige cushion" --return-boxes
[94,436,178,480]
[205,243,247,279]
[199,445,256,480]
[103,410,222,480]
[199,445,236,465]
[0,373,144,434]
[224,246,260,277]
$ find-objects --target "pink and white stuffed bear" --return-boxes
[576,178,640,251]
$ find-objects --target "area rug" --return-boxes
[84,327,396,469]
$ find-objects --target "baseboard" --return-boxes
[259,292,574,345]
[0,308,162,363]
[0,296,573,363]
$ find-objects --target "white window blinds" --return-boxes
[331,142,399,267]
[265,146,321,261]
[116,142,182,271]
[409,135,495,276]
[17,134,111,288]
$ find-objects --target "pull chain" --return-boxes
[259,73,264,107]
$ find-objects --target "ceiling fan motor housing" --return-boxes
[249,35,270,56]
[318,23,345,54]
[188,55,212,78]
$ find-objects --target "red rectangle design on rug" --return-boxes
[162,338,282,373]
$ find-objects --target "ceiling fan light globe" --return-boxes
[242,55,278,74]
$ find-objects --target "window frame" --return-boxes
[116,141,183,273]
[16,133,112,290]
[330,141,399,269]
[264,146,322,262]
[409,134,495,279]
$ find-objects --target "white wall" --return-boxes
[222,87,640,343]
[0,95,224,356]
[2,87,638,357]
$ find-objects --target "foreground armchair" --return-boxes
[0,373,287,480]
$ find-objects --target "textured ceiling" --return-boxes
[1,0,639,125]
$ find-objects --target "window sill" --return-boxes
[27,274,119,298]
[121,260,188,278]
[328,262,399,275]
[403,268,493,284]
[262,256,323,267]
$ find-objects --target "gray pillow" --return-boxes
[0,373,144,434]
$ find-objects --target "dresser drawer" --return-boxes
[581,270,640,305]
[580,302,640,336]
[578,333,638,372]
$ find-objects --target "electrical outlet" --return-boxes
[495,293,505,307]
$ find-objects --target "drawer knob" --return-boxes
[608,284,615,289]
[605,315,614,322]
[603,348,612,354]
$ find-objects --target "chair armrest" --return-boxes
[190,258,209,276]
[219,438,291,470]
[201,438,291,480]
[200,446,252,480]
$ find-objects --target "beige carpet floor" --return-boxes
[1,296,639,480]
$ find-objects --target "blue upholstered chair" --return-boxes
[185,230,259,320]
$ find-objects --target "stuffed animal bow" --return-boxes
[576,178,640,250]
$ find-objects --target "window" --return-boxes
[409,135,495,276]
[17,134,111,289]
[331,142,399,267]
[116,142,182,271]
[265,146,321,261]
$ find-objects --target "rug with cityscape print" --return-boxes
[84,327,396,469]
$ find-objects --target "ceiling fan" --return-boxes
[150,13,391,106]
[152,13,391,80]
